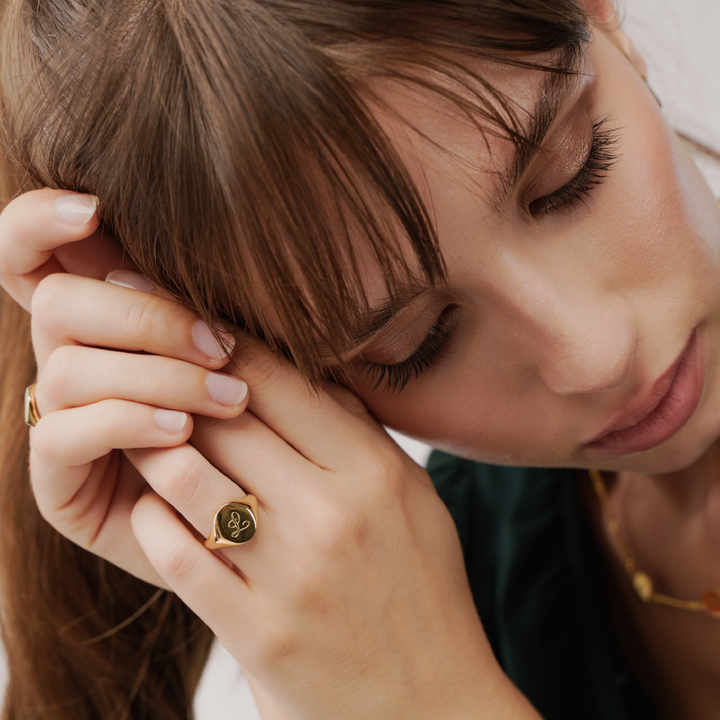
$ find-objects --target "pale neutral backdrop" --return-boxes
[2,1,719,716]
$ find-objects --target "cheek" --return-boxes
[594,72,720,304]
[354,364,576,466]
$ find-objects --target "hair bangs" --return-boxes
[0,0,589,384]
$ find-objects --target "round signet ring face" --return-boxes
[205,497,258,549]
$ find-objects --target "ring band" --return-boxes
[205,496,258,549]
[24,383,41,427]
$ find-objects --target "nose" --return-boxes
[505,277,636,395]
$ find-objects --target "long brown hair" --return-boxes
[0,1,589,717]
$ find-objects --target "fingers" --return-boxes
[131,491,257,637]
[0,189,99,275]
[233,338,388,470]
[31,273,235,372]
[24,249,381,476]
[85,458,170,589]
[125,443,257,544]
[0,188,100,310]
[33,445,167,588]
[35,345,248,419]
[31,400,192,479]
[126,410,299,533]
[189,411,307,501]
[126,418,299,582]
[29,400,193,587]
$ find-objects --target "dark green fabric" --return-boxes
[427,451,659,720]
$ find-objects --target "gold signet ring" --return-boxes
[24,383,41,427]
[205,496,258,549]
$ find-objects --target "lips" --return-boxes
[584,331,704,455]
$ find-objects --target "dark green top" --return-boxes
[427,451,660,720]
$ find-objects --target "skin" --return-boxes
[1,1,720,718]
[351,31,720,475]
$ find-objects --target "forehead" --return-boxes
[349,48,590,284]
[372,58,586,200]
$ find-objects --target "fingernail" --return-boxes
[154,409,188,434]
[105,270,154,293]
[206,373,248,407]
[55,193,99,226]
[192,320,235,361]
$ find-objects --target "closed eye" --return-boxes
[529,119,619,218]
[363,305,458,392]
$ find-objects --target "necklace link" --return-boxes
[589,469,720,620]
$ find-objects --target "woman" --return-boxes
[0,0,717,718]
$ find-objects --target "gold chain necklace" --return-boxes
[588,469,720,619]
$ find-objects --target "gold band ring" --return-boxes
[24,383,41,427]
[205,496,258,549]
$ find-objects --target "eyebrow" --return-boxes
[493,54,586,208]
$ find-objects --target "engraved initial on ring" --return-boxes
[228,511,251,539]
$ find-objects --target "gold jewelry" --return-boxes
[24,383,41,427]
[589,469,720,619]
[205,496,258,549]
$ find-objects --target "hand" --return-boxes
[0,189,249,588]
[0,188,109,310]
[0,189,538,718]
[128,341,538,719]
[0,188,303,719]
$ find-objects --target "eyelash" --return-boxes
[529,119,619,217]
[365,309,455,393]
[364,121,619,393]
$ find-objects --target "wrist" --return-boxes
[246,672,297,720]
[435,657,541,720]
[401,623,541,720]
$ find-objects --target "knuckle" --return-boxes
[0,191,58,278]
[54,507,101,549]
[340,393,369,417]
[140,356,171,396]
[31,273,67,323]
[156,450,206,506]
[156,542,202,584]
[325,384,371,418]
[26,473,98,548]
[256,621,301,669]
[378,451,406,490]
[0,205,25,274]
[287,569,329,614]
[314,497,365,549]
[30,421,62,466]
[354,449,404,499]
[40,345,79,407]
[95,399,125,434]
[125,294,162,340]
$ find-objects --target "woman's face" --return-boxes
[343,27,720,474]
